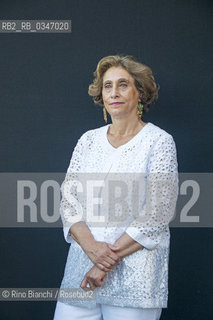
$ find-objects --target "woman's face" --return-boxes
[102,66,140,120]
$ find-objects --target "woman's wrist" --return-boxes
[112,232,143,258]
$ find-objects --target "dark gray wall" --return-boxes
[0,1,212,319]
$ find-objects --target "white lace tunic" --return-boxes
[59,122,179,309]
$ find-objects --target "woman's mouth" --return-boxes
[110,102,124,105]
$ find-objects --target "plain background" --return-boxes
[0,0,212,319]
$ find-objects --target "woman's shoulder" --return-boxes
[76,124,108,144]
[147,122,175,142]
[84,124,108,135]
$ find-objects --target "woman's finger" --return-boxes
[87,279,97,290]
[80,277,92,291]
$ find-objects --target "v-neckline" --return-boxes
[103,122,150,151]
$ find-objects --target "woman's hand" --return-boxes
[69,222,120,272]
[80,265,107,291]
[83,241,120,272]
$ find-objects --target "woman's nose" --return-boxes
[111,86,119,98]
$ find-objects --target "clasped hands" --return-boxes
[80,240,120,291]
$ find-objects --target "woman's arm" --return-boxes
[124,134,179,250]
[70,221,120,272]
[110,232,143,258]
[80,234,143,291]
[60,133,120,271]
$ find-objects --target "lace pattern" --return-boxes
[59,122,179,308]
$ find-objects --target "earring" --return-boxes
[137,103,144,119]
[103,107,107,123]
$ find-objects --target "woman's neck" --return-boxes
[109,119,146,137]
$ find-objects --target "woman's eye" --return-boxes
[104,83,127,89]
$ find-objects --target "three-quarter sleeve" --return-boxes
[60,133,87,243]
[125,134,179,250]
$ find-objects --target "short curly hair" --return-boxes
[88,55,160,114]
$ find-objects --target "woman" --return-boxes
[53,55,179,320]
